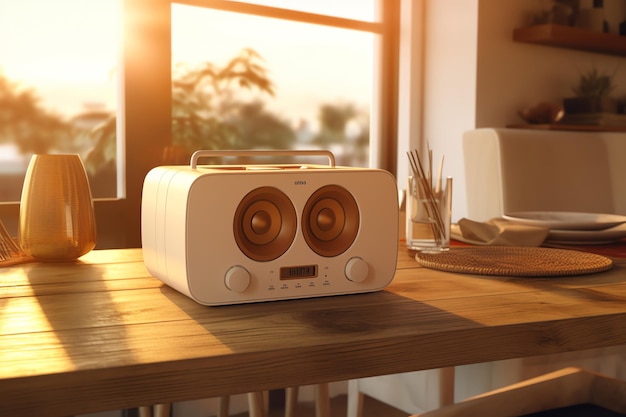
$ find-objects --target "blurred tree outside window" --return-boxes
[169,1,377,167]
[0,0,120,202]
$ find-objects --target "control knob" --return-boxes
[345,257,369,282]
[225,266,251,293]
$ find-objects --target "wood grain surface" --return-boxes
[2,246,626,416]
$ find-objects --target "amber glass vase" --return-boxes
[19,154,97,261]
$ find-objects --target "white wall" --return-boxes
[420,0,626,221]
[396,0,425,183]
[421,0,478,222]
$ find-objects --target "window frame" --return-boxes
[0,0,400,249]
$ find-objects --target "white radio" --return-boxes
[141,150,398,305]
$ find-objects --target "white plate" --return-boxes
[547,223,626,245]
[503,211,626,231]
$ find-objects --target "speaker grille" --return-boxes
[302,185,359,257]
[234,187,297,261]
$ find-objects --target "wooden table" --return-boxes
[2,246,626,416]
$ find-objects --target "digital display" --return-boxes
[280,265,318,280]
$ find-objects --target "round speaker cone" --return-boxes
[242,200,281,245]
[309,198,345,241]
[302,185,359,257]
[234,187,297,261]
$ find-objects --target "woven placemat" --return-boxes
[416,246,613,277]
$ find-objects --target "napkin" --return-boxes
[451,217,550,247]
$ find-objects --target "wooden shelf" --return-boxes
[513,24,626,56]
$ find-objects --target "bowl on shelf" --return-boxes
[517,101,564,124]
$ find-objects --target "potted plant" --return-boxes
[563,67,618,114]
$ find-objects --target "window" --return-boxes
[0,0,399,248]
[169,0,398,168]
[0,0,121,202]
[0,0,126,246]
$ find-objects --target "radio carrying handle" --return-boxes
[190,150,336,169]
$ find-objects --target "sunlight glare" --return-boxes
[0,0,120,115]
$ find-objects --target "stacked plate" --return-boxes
[503,211,626,245]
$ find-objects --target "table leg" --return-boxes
[439,367,455,406]
[315,383,330,417]
[346,380,364,417]
[218,396,230,417]
[285,387,299,417]
[248,392,266,417]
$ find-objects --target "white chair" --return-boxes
[412,367,626,417]
[346,367,455,417]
